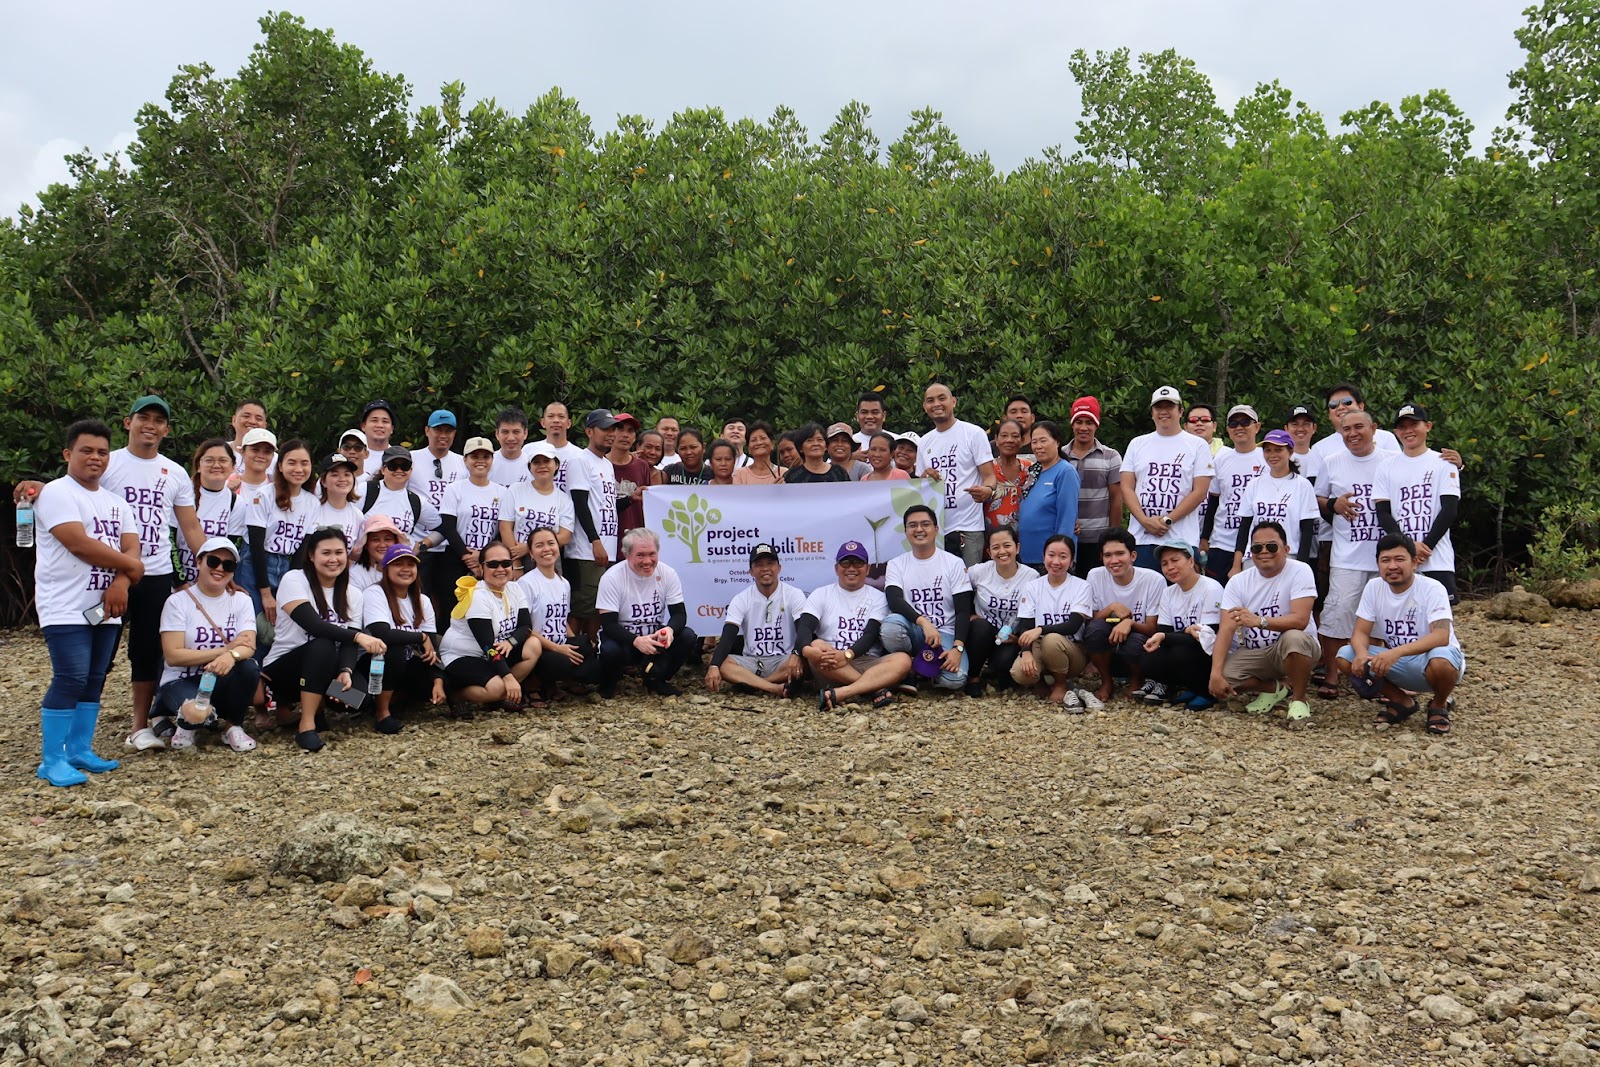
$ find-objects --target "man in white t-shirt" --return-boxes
[880,505,975,691]
[796,541,914,710]
[1209,520,1320,723]
[1374,403,1461,603]
[1081,529,1168,703]
[565,409,622,639]
[411,409,469,621]
[357,399,399,480]
[1119,385,1214,572]
[594,529,696,698]
[32,418,145,786]
[915,382,997,566]
[705,543,807,696]
[228,399,270,478]
[1336,532,1464,736]
[654,415,681,469]
[538,402,591,493]
[852,393,889,454]
[490,407,532,487]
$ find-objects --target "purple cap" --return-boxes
[911,646,942,679]
[1262,429,1294,447]
[835,540,869,563]
[380,543,420,568]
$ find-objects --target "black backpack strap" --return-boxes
[362,479,382,513]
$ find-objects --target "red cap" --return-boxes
[1070,396,1101,426]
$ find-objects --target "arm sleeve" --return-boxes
[1014,616,1037,634]
[709,622,741,667]
[794,613,819,648]
[1297,519,1316,562]
[1375,499,1402,537]
[1423,495,1458,548]
[1154,622,1175,636]
[849,619,882,659]
[439,514,467,556]
[600,612,634,647]
[365,621,426,647]
[287,602,356,643]
[1200,495,1219,539]
[1234,520,1252,558]
[466,617,512,677]
[667,602,687,633]
[1041,612,1086,638]
[249,525,269,591]
[508,608,533,648]
[885,584,918,622]
[952,590,974,644]
[570,490,600,541]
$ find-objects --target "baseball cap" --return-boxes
[380,543,420,568]
[894,431,921,446]
[196,536,239,560]
[338,428,368,448]
[835,540,869,563]
[1226,404,1259,422]
[427,409,457,429]
[613,412,641,429]
[911,645,942,679]
[1394,403,1430,425]
[362,513,401,539]
[1150,386,1182,406]
[1286,404,1317,422]
[1070,397,1102,425]
[321,452,358,474]
[585,408,622,429]
[526,441,561,463]
[381,444,412,465]
[1262,429,1294,447]
[241,428,277,450]
[826,422,854,440]
[1155,540,1194,558]
[749,542,780,567]
[462,436,494,455]
[129,395,172,419]
[360,399,396,421]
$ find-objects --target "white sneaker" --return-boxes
[1061,689,1085,713]
[125,728,166,751]
[222,725,258,753]
[169,726,197,751]
[1077,688,1106,712]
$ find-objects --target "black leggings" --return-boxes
[533,636,598,693]
[374,653,441,699]
[116,572,175,683]
[1142,632,1212,694]
[966,617,1020,688]
[262,637,347,699]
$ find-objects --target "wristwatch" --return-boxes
[844,649,855,661]
[229,648,243,661]
[1162,515,1174,527]
[953,641,965,652]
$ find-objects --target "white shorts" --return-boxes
[1321,567,1376,640]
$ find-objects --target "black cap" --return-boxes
[361,398,397,421]
[749,542,780,567]
[381,444,412,464]
[1287,404,1317,421]
[321,453,358,474]
[1394,403,1430,425]
[585,408,621,429]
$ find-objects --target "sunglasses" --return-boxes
[482,559,515,570]
[1227,417,1257,428]
[1186,416,1214,424]
[1327,397,1357,410]
[385,462,412,473]
[1249,542,1283,555]
[202,554,238,572]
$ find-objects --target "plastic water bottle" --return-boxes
[996,621,1015,644]
[15,501,34,548]
[194,673,216,715]
[368,655,385,695]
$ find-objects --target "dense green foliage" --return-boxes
[3,5,1598,595]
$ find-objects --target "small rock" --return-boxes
[515,1050,550,1067]
[104,882,135,903]
[412,874,454,902]
[1548,579,1600,610]
[273,813,402,882]
[1060,883,1098,904]
[1395,867,1434,882]
[337,875,384,909]
[966,916,1025,950]
[221,856,261,883]
[782,981,817,1010]
[1048,998,1105,1051]
[755,930,788,958]
[662,926,714,964]
[1486,586,1553,623]
[1553,1041,1598,1067]
[1483,987,1526,1020]
[402,973,473,1017]
[1421,993,1477,1025]
[1126,804,1167,834]
[543,942,583,978]
[708,982,729,1001]
[278,996,321,1022]
[887,994,929,1024]
[1324,864,1362,890]
[598,934,645,966]
[465,926,505,958]
[1579,865,1600,893]
[1340,1008,1374,1041]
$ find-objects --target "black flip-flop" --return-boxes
[871,688,895,709]
[817,687,839,712]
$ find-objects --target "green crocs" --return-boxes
[1245,685,1288,715]
[1285,699,1312,722]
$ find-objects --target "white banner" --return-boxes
[642,480,945,627]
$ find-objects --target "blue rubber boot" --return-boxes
[66,702,120,773]
[38,709,89,787]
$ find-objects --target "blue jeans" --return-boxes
[880,615,968,689]
[154,658,262,726]
[1336,644,1465,694]
[42,624,121,709]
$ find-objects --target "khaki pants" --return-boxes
[1012,634,1087,685]
[1221,630,1319,686]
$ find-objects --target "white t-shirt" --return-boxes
[1017,574,1094,628]
[34,478,130,628]
[1120,431,1215,546]
[490,450,532,487]
[409,450,468,553]
[543,441,588,495]
[349,564,381,597]
[175,486,246,583]
[439,582,529,665]
[1296,448,1331,543]
[103,448,196,577]
[1356,574,1460,653]
[723,583,808,659]
[1157,575,1225,655]
[802,583,890,650]
[263,569,363,668]
[317,501,366,554]
[1236,473,1320,560]
[245,487,320,558]
[967,561,1039,629]
[885,549,973,630]
[363,482,442,546]
[916,421,995,533]
[1321,448,1399,571]
[1372,450,1461,575]
[516,568,573,643]
[1209,447,1268,544]
[440,480,505,552]
[1085,566,1168,622]
[563,449,618,562]
[499,483,575,547]
[361,450,388,481]
[596,562,684,636]
[360,584,438,661]
[158,587,256,686]
[1220,559,1319,650]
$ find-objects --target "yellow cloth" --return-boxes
[450,576,479,620]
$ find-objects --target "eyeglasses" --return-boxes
[385,462,412,473]
[1248,542,1283,556]
[905,521,936,531]
[1327,397,1357,410]
[482,559,515,570]
[1186,416,1214,424]
[341,441,367,452]
[1226,417,1256,428]
[202,554,238,572]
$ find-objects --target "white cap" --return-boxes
[1226,403,1259,422]
[526,441,561,463]
[339,428,368,447]
[1150,385,1182,406]
[894,431,922,446]
[241,428,277,449]
[196,536,239,560]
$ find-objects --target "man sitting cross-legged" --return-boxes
[796,541,913,711]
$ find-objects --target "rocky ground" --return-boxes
[1,602,1598,1067]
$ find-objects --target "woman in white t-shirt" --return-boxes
[1010,535,1097,711]
[360,543,445,732]
[33,419,145,787]
[499,442,575,574]
[515,526,593,704]
[1230,429,1319,577]
[964,526,1039,696]
[438,540,540,712]
[231,429,277,611]
[259,528,386,751]
[350,513,402,595]
[155,537,260,753]
[316,453,365,552]
[246,438,318,624]
[175,439,246,585]
[439,438,505,585]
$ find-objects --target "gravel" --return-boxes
[1,602,1598,1065]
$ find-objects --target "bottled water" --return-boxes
[368,655,385,695]
[194,672,217,713]
[15,501,34,548]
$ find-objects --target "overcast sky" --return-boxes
[1,1,1530,220]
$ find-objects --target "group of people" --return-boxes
[18,379,1467,786]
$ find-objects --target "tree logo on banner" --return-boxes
[661,493,724,563]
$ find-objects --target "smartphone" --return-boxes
[83,604,107,626]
